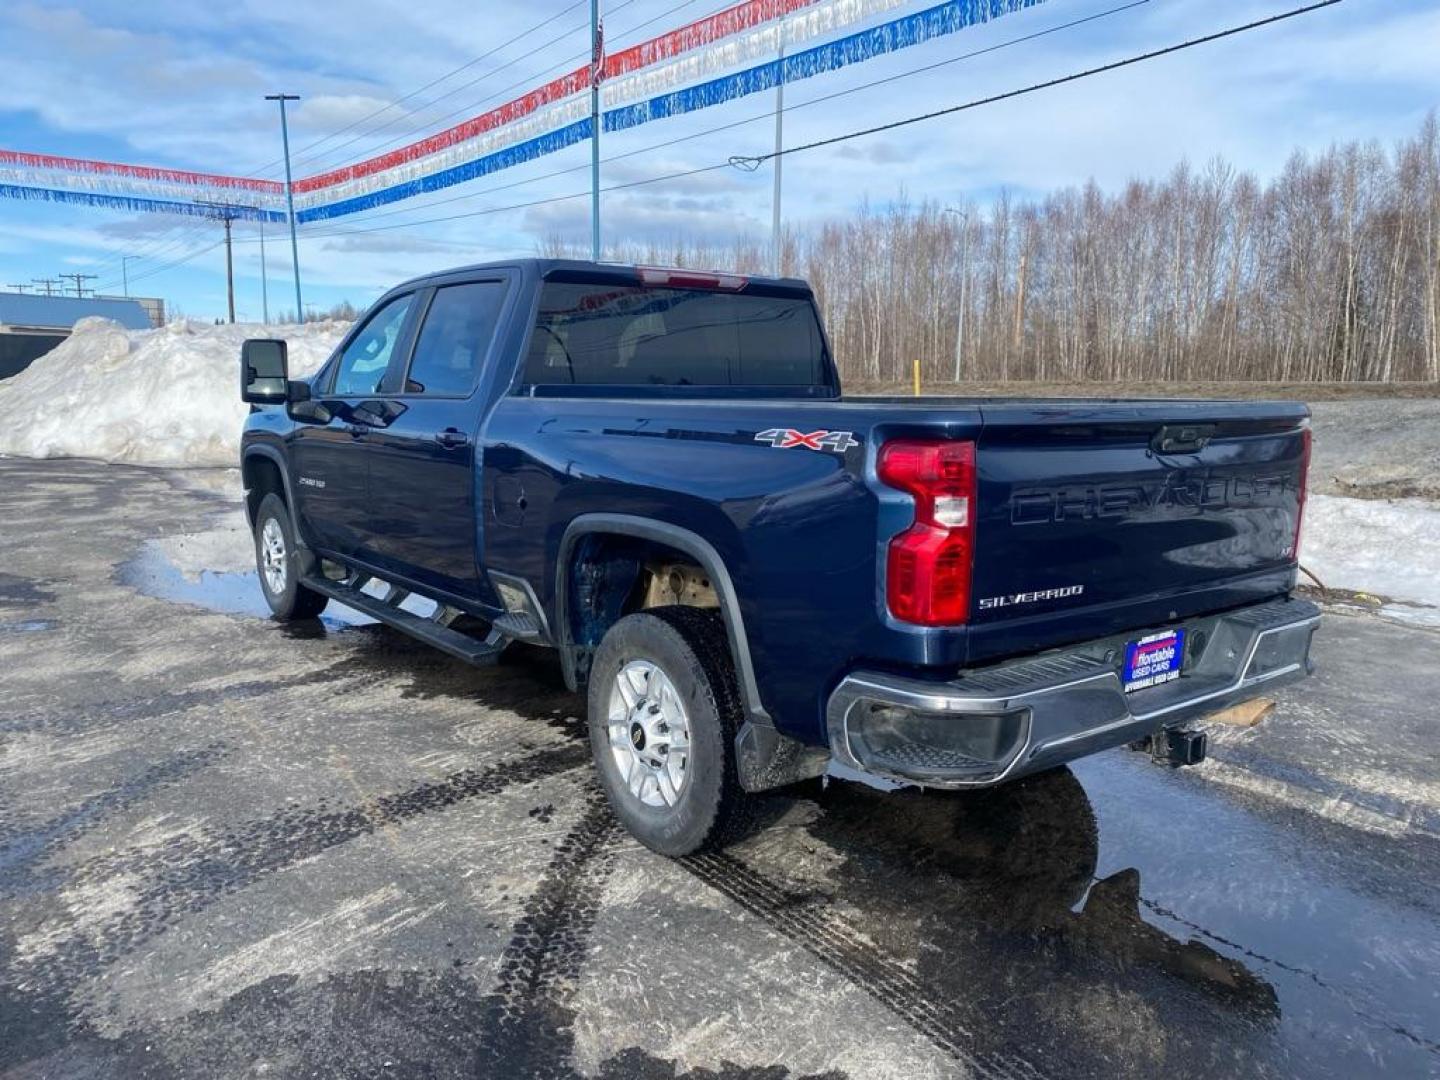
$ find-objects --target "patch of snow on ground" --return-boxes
[1302,493,1440,610]
[0,317,347,467]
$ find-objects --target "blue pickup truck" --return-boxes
[240,259,1319,855]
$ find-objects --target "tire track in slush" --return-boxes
[474,791,623,1078]
[16,741,591,995]
[471,791,1041,1078]
[681,851,1047,1080]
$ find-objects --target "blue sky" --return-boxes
[1,0,1437,322]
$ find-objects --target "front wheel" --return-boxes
[587,607,756,856]
[253,492,328,621]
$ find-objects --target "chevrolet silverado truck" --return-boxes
[239,259,1319,855]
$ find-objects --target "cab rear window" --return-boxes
[523,283,825,387]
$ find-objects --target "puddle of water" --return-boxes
[0,619,56,635]
[1071,751,1440,1075]
[119,542,371,630]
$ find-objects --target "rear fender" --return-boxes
[554,513,828,792]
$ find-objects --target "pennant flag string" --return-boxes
[0,0,1044,222]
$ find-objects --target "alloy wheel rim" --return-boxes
[607,659,691,808]
[260,517,287,595]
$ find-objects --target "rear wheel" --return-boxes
[253,492,328,621]
[587,607,756,856]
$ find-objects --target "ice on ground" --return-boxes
[1302,493,1440,610]
[0,317,347,467]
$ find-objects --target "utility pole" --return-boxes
[59,273,97,298]
[944,207,969,381]
[196,201,254,323]
[771,38,785,277]
[5,284,31,294]
[266,93,303,320]
[32,278,60,297]
[121,256,139,298]
[589,0,603,261]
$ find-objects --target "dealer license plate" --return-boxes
[1123,628,1186,693]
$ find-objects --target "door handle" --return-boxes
[435,427,470,449]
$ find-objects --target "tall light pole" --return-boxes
[589,0,603,261]
[945,206,970,382]
[258,216,270,324]
[121,256,138,297]
[771,38,785,277]
[266,93,303,321]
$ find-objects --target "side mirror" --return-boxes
[241,339,289,404]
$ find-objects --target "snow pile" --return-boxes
[1302,493,1440,610]
[0,317,348,467]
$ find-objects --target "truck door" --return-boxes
[362,278,512,600]
[289,291,418,562]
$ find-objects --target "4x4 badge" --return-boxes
[754,428,858,453]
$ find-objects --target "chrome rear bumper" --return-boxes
[827,597,1320,788]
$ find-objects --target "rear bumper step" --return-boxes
[826,597,1320,788]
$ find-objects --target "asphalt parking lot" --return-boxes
[2,458,1438,1079]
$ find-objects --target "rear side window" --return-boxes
[523,283,824,386]
[405,281,508,396]
[331,293,413,396]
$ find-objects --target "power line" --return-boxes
[281,0,1151,233]
[286,6,603,175]
[290,0,702,179]
[733,0,1347,169]
[281,1,588,172]
[95,241,221,293]
[287,6,620,176]
[267,0,1345,245]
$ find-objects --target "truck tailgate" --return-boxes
[967,400,1309,664]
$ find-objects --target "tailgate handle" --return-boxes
[1151,424,1216,454]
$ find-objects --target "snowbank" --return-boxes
[0,317,348,467]
[1302,493,1440,610]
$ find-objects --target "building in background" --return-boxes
[0,292,158,380]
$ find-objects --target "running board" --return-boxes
[300,573,509,665]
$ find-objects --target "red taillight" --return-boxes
[878,439,977,625]
[1293,427,1312,560]
[637,266,748,291]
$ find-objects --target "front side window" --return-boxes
[404,281,508,395]
[331,293,413,396]
[523,283,825,387]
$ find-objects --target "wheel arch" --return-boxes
[555,514,766,726]
[241,444,299,540]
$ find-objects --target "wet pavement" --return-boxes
[1,457,1437,1079]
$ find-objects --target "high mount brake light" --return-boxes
[1294,427,1312,560]
[636,266,748,291]
[878,439,977,626]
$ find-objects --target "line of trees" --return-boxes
[559,112,1440,384]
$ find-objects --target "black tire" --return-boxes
[253,492,328,621]
[587,606,756,856]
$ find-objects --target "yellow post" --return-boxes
[912,358,921,397]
